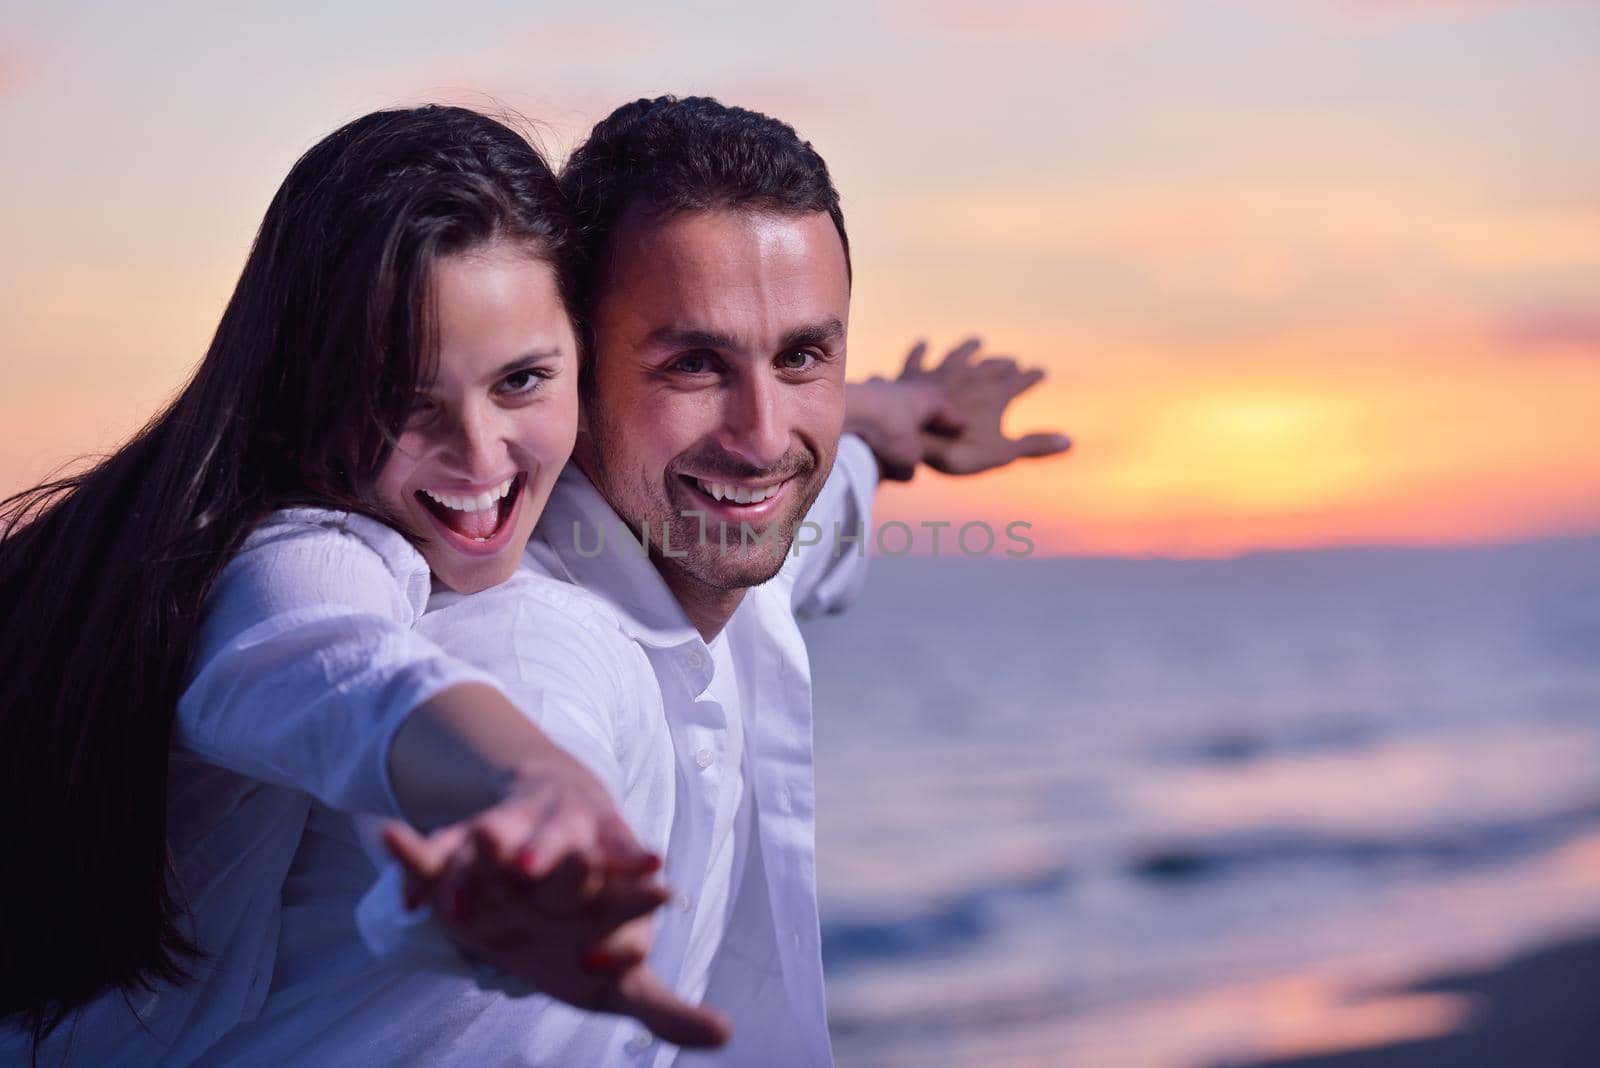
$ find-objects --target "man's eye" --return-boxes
[779,348,817,371]
[674,350,714,375]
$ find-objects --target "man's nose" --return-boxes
[718,373,789,471]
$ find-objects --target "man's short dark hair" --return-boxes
[560,95,851,324]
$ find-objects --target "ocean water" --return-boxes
[801,538,1600,1067]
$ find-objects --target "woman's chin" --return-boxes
[427,552,520,595]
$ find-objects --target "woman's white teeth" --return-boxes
[422,476,515,513]
[695,478,782,504]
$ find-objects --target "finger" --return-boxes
[900,340,928,376]
[470,808,540,870]
[595,817,662,878]
[1012,431,1073,458]
[976,356,1018,378]
[937,337,982,374]
[467,830,531,913]
[382,821,457,883]
[581,943,647,974]
[612,966,732,1049]
[437,838,480,923]
[582,914,655,972]
[519,808,600,880]
[591,880,673,929]
[1004,367,1046,398]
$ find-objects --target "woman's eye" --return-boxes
[407,394,437,419]
[499,368,545,395]
[779,348,817,371]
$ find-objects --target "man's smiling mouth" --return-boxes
[685,475,789,505]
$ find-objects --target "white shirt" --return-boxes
[3,435,876,1068]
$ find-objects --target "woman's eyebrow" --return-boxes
[490,350,563,377]
[414,350,564,391]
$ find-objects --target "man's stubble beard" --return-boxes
[584,400,832,593]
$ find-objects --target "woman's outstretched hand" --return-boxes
[380,768,730,1050]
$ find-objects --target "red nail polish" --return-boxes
[516,846,538,875]
[581,949,617,973]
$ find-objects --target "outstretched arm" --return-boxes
[183,514,722,1048]
[377,579,731,1050]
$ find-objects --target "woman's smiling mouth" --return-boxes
[416,472,526,551]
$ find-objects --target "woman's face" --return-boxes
[375,240,578,594]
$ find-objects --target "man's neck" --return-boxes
[572,448,744,642]
[656,562,745,643]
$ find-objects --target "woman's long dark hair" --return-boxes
[0,104,578,1044]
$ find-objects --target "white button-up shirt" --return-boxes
[5,436,876,1067]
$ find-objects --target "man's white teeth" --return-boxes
[694,478,782,504]
[422,476,515,513]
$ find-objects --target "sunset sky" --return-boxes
[3,0,1596,557]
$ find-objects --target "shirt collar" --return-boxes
[529,461,705,651]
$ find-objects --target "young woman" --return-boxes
[0,105,722,1066]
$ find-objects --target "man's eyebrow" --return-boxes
[643,317,844,355]
[644,325,741,351]
[779,317,845,351]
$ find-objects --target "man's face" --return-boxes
[578,206,850,594]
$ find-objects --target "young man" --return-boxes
[379,97,1069,1065]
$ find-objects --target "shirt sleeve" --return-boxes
[417,575,632,800]
[788,431,879,619]
[357,575,648,979]
[177,510,505,818]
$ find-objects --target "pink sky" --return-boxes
[3,0,1596,556]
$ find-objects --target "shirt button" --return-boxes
[677,894,693,912]
[694,747,714,770]
[626,1032,653,1054]
[684,649,705,668]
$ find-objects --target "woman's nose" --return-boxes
[439,403,505,478]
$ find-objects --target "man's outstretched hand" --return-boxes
[842,375,965,482]
[897,337,1071,476]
